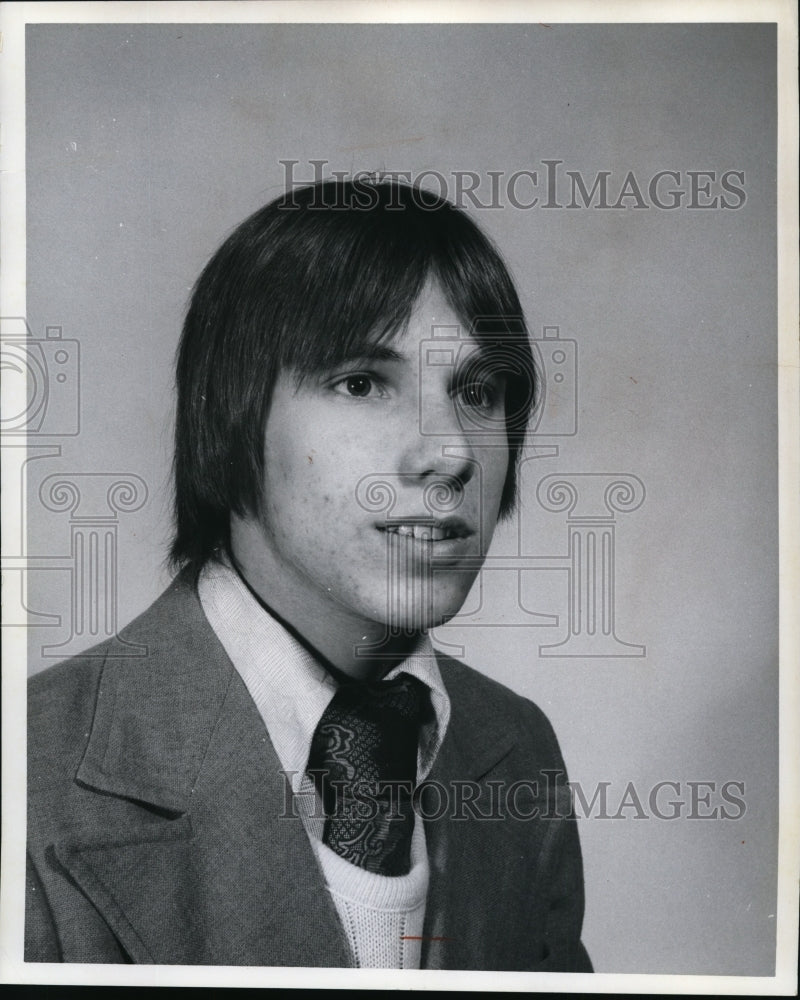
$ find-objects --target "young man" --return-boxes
[26,179,592,971]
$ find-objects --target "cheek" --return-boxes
[265,456,352,544]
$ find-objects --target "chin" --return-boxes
[371,588,469,634]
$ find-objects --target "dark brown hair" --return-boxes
[171,179,537,575]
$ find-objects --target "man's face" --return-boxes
[233,283,509,640]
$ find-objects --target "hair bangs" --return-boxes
[273,214,433,378]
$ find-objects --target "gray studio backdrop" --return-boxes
[21,23,777,975]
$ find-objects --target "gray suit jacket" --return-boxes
[26,573,592,970]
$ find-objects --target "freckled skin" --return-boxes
[230,284,508,678]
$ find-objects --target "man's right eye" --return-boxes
[331,373,386,398]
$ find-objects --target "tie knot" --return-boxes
[330,672,425,725]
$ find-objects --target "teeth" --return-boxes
[385,524,452,541]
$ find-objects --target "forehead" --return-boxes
[386,284,476,355]
[406,283,461,329]
[344,283,498,367]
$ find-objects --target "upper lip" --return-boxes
[377,517,474,541]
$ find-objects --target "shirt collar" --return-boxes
[197,558,451,791]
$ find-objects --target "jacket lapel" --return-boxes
[55,576,352,967]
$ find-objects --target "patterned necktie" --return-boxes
[307,673,426,876]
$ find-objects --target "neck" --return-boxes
[226,545,423,682]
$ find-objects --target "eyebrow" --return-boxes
[333,344,406,366]
[344,344,406,361]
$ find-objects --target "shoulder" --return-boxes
[28,573,201,788]
[28,648,106,795]
[29,572,192,688]
[435,649,558,731]
[434,650,566,770]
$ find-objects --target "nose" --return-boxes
[396,393,477,492]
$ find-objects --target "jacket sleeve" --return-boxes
[25,852,61,962]
[539,809,593,972]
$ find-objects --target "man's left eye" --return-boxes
[459,381,497,410]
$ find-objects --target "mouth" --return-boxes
[376,517,474,544]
